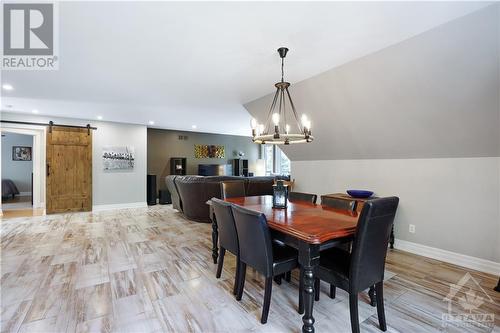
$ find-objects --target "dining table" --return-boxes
[209,195,360,333]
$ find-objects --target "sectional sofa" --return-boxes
[165,175,275,222]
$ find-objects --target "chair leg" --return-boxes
[329,284,336,299]
[273,275,282,285]
[261,277,273,324]
[233,256,241,295]
[216,247,225,279]
[349,293,360,333]
[314,278,320,301]
[285,271,291,283]
[298,268,304,314]
[236,262,247,301]
[375,282,387,331]
[368,285,376,307]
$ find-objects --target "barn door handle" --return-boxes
[47,164,50,177]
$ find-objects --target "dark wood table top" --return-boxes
[225,195,359,244]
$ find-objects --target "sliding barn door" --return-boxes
[46,127,92,213]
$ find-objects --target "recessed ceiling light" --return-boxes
[32,109,39,114]
[191,125,197,129]
[2,84,13,91]
[148,121,155,125]
[97,115,103,120]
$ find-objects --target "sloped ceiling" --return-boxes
[1,1,492,135]
[244,5,500,160]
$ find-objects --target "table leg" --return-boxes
[211,212,218,264]
[390,226,395,249]
[299,242,320,333]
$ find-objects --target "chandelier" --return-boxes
[251,47,313,145]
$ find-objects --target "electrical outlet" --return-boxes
[409,224,416,234]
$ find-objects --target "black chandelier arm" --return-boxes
[285,87,303,133]
[278,87,284,134]
[264,87,280,135]
[282,88,287,134]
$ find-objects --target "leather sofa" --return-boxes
[165,175,275,222]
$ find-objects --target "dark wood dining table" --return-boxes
[209,195,360,333]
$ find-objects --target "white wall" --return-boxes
[93,122,147,207]
[292,157,500,263]
[1,112,147,208]
[1,133,33,194]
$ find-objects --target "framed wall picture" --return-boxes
[12,146,32,161]
[102,146,135,171]
[194,144,225,158]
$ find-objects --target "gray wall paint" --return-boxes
[148,128,260,191]
[1,112,147,206]
[1,133,33,193]
[246,6,500,263]
[245,5,500,161]
[292,157,500,262]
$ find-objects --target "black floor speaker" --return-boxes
[159,189,171,205]
[147,175,157,205]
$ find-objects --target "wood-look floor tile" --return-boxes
[0,300,31,333]
[75,283,112,323]
[143,269,180,301]
[75,263,110,290]
[24,282,71,322]
[75,315,112,333]
[110,269,137,299]
[2,205,498,333]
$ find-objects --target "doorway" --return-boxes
[1,124,46,218]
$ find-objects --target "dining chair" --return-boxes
[231,204,300,324]
[321,195,357,211]
[288,191,318,204]
[314,197,399,333]
[211,198,240,295]
[221,181,246,199]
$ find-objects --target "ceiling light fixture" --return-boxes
[251,47,313,145]
[32,109,39,114]
[97,115,103,120]
[149,121,155,125]
[191,125,197,129]
[2,84,14,91]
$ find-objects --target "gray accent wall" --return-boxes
[1,133,33,193]
[148,128,260,191]
[245,6,500,263]
[245,5,500,161]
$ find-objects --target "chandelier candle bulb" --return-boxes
[251,118,257,129]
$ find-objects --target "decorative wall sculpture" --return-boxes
[102,146,135,170]
[194,144,225,158]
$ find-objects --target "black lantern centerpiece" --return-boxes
[272,180,288,209]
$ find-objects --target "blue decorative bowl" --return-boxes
[347,190,374,199]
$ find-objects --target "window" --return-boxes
[261,145,291,176]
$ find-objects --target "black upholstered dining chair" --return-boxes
[231,204,300,324]
[221,181,246,199]
[288,191,318,204]
[314,197,399,333]
[321,195,357,211]
[211,198,240,295]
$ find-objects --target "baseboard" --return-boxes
[19,192,32,196]
[394,239,500,276]
[92,202,147,212]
